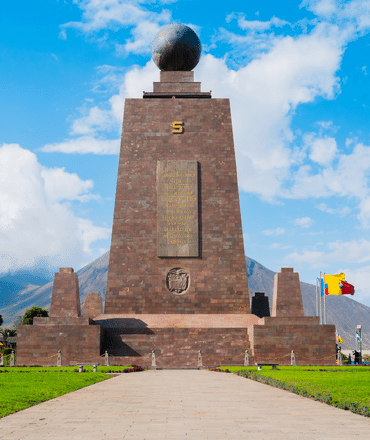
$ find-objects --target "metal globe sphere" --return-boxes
[152,23,201,71]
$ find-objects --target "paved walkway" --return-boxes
[1,370,370,439]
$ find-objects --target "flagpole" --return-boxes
[323,273,327,324]
[315,277,319,318]
[319,272,322,324]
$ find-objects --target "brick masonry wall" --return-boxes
[251,319,336,365]
[84,292,103,319]
[102,327,251,368]
[272,268,304,317]
[16,324,102,366]
[105,73,250,315]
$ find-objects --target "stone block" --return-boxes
[272,268,304,317]
[49,268,81,318]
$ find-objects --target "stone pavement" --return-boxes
[1,370,370,439]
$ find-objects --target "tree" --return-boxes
[0,328,16,348]
[0,314,3,327]
[20,307,49,325]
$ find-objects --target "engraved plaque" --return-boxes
[157,160,198,257]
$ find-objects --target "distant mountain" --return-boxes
[0,253,109,329]
[0,270,54,308]
[1,252,368,350]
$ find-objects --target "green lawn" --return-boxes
[216,366,370,416]
[0,366,139,418]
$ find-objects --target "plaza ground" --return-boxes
[0,369,370,439]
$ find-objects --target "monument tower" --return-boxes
[104,23,250,316]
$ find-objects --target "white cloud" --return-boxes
[262,227,285,236]
[115,20,162,55]
[286,250,326,268]
[305,134,338,165]
[41,136,120,155]
[237,15,290,32]
[61,0,171,54]
[40,167,96,202]
[286,143,370,225]
[71,105,118,135]
[270,243,292,249]
[316,203,351,216]
[302,0,370,33]
[341,265,370,304]
[294,217,314,228]
[41,61,158,154]
[0,143,111,273]
[196,22,343,200]
[287,238,370,267]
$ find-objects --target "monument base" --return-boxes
[95,314,258,368]
[17,318,102,366]
[94,313,335,368]
[16,265,336,367]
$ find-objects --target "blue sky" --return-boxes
[1,0,370,306]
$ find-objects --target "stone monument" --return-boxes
[16,24,336,367]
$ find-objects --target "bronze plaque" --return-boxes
[157,160,198,257]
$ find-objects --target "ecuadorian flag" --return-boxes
[324,273,346,295]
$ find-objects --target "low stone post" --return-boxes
[105,350,109,366]
[198,350,202,368]
[244,350,249,367]
[57,350,62,367]
[151,350,156,367]
[291,350,296,366]
[79,365,84,373]
[0,353,3,366]
[10,351,15,367]
[93,365,97,372]
[337,347,342,366]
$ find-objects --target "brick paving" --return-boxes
[1,370,370,439]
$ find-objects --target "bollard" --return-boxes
[0,353,3,367]
[198,350,202,368]
[57,350,62,367]
[10,350,15,367]
[244,350,249,367]
[291,350,296,366]
[105,350,109,366]
[79,365,84,373]
[93,365,97,373]
[151,350,156,367]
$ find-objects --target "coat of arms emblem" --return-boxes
[166,268,189,294]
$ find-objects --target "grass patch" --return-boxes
[0,365,142,418]
[215,366,370,417]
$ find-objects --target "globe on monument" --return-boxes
[152,23,201,71]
